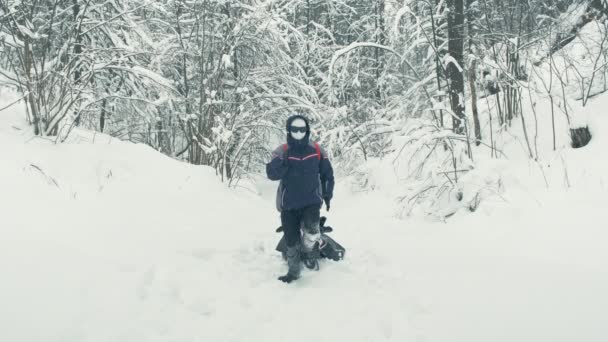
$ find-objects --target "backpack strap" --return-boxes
[314,142,321,160]
[282,144,288,157]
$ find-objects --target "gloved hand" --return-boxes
[323,196,331,211]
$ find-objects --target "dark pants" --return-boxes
[281,205,321,249]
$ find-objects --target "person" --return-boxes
[266,114,334,283]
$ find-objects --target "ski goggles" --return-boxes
[289,126,307,133]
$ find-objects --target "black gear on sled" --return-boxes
[275,216,346,262]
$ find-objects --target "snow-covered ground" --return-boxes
[1,80,608,342]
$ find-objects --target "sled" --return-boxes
[275,216,346,262]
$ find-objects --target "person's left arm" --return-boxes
[319,146,334,210]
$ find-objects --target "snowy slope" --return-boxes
[2,84,608,342]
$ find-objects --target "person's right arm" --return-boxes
[266,145,288,180]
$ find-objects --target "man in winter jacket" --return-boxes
[266,114,335,283]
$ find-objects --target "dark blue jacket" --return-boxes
[266,116,334,211]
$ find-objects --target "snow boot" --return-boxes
[302,241,320,271]
[278,245,301,283]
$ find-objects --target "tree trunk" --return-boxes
[571,126,592,148]
[73,0,83,126]
[469,59,481,145]
[100,99,107,132]
[23,39,41,135]
[447,0,466,134]
[467,0,481,145]
[374,0,386,101]
[430,1,444,127]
